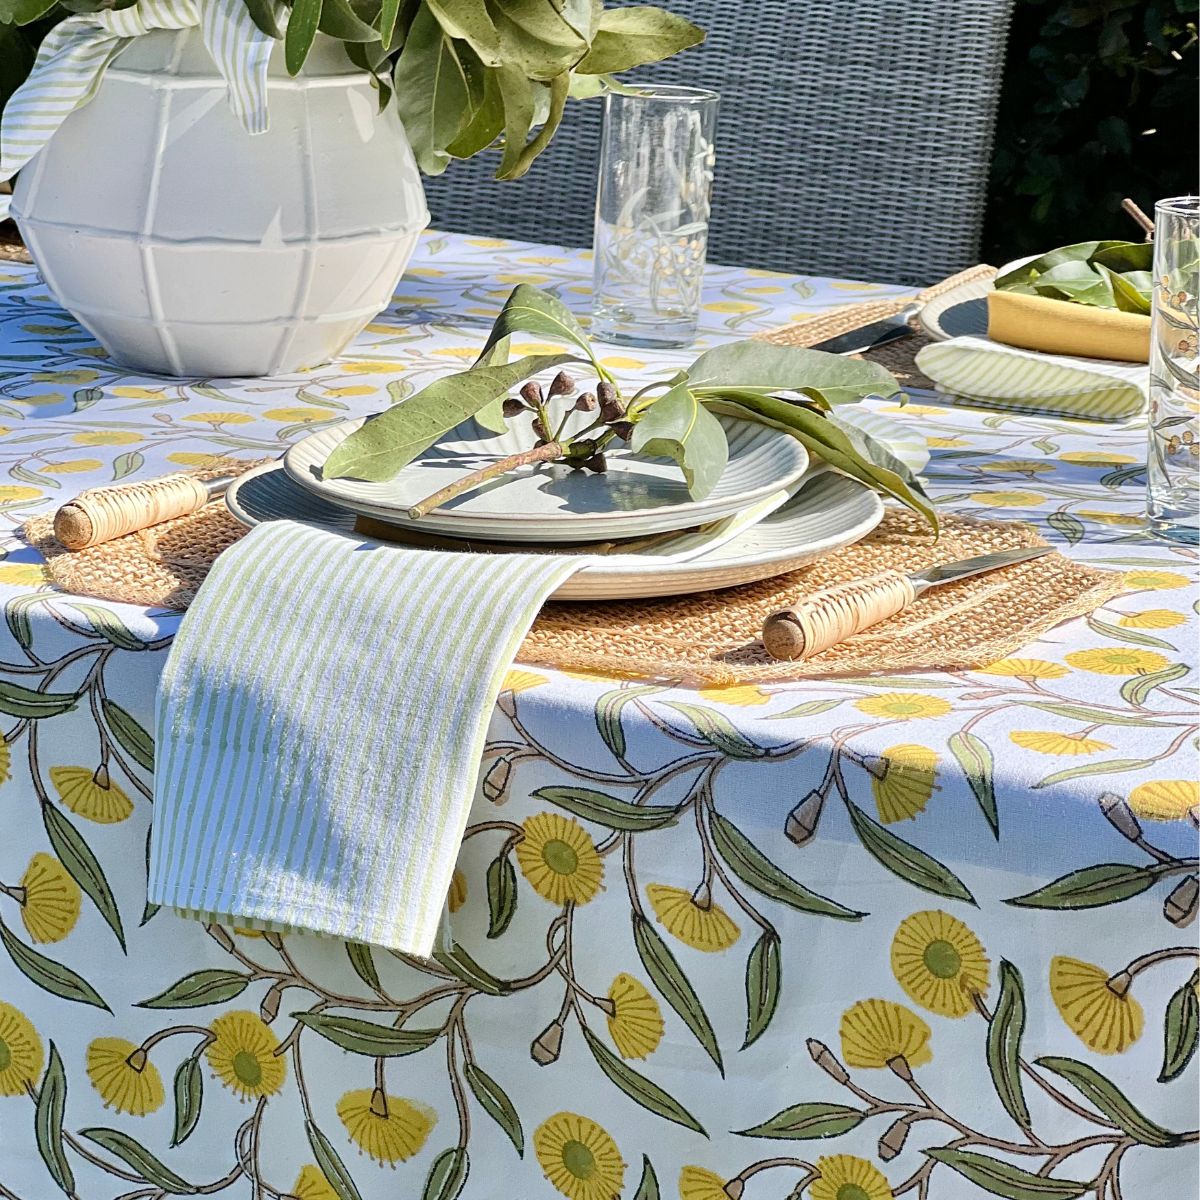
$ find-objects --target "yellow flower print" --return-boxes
[363,322,397,334]
[678,1166,729,1200]
[431,347,478,360]
[534,1111,626,1200]
[519,255,568,266]
[1122,570,1190,591]
[503,669,548,693]
[337,1088,436,1164]
[606,974,663,1060]
[86,1038,165,1116]
[598,355,649,370]
[205,1011,286,1100]
[0,563,48,587]
[926,436,968,448]
[1117,609,1187,629]
[466,237,508,248]
[978,459,1054,474]
[702,301,759,314]
[1074,509,1143,527]
[447,868,467,912]
[33,369,98,384]
[516,813,604,905]
[0,1002,43,1096]
[853,694,953,720]
[1127,780,1198,821]
[183,411,254,425]
[111,386,165,399]
[264,407,324,422]
[19,852,81,943]
[339,361,409,374]
[1060,451,1137,465]
[292,1165,339,1200]
[890,910,989,1017]
[968,491,1049,507]
[811,1155,894,1200]
[40,458,102,474]
[324,385,377,398]
[15,392,67,406]
[1009,730,1113,756]
[71,431,142,446]
[1050,957,1143,1054]
[839,998,932,1069]
[167,452,223,468]
[0,739,8,784]
[0,486,42,504]
[977,658,1069,680]
[49,765,133,824]
[646,884,739,952]
[1064,648,1170,676]
[871,745,938,823]
[696,684,770,707]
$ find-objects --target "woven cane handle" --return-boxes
[762,570,917,661]
[53,473,212,550]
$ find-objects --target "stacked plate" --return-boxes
[226,406,928,601]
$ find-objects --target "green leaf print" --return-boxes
[136,968,250,1009]
[1007,863,1161,910]
[736,1101,865,1140]
[486,853,518,938]
[293,1012,440,1057]
[101,699,155,771]
[534,785,682,831]
[80,1127,199,1193]
[307,1119,364,1200]
[171,1056,204,1147]
[422,1147,469,1200]
[743,931,781,1049]
[34,1044,74,1196]
[41,801,125,949]
[987,961,1030,1131]
[0,918,108,1009]
[924,1146,1089,1198]
[1160,969,1200,1083]
[948,731,998,837]
[465,1062,524,1154]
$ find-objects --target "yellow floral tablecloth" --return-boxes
[0,232,1196,1200]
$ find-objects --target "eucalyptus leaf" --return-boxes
[489,0,587,80]
[703,392,936,527]
[285,0,324,75]
[426,0,501,63]
[631,379,728,499]
[494,62,536,178]
[393,5,470,173]
[318,0,379,41]
[447,61,505,158]
[322,353,577,481]
[688,341,898,406]
[576,5,704,74]
[477,283,595,365]
[996,240,1154,315]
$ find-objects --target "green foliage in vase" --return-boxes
[323,283,937,527]
[995,239,1154,313]
[0,1,703,179]
[985,0,1198,262]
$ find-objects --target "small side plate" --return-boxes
[919,275,992,341]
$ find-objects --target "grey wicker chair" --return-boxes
[422,0,1015,286]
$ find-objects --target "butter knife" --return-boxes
[761,546,1052,661]
[811,303,920,355]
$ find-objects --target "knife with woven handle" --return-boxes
[761,547,1052,662]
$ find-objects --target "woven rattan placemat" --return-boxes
[23,479,1122,683]
[753,263,997,390]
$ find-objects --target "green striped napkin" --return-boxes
[915,336,1147,421]
[148,521,585,956]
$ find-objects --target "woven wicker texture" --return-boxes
[752,264,997,390]
[25,459,263,610]
[24,492,1120,685]
[520,511,1122,682]
[424,1,1016,285]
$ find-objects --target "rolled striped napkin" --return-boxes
[148,521,587,956]
[915,336,1147,421]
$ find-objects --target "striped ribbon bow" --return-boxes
[0,0,278,219]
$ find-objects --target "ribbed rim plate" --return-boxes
[227,464,883,600]
[282,410,809,542]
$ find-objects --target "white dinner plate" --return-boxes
[282,409,809,543]
[227,464,885,601]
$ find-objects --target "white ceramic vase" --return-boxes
[11,30,428,379]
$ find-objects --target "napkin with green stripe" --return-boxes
[148,521,584,956]
[915,336,1147,421]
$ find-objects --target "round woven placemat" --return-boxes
[23,472,1122,682]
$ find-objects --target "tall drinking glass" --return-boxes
[591,85,719,348]
[1147,195,1200,544]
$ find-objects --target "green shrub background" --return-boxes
[985,0,1198,263]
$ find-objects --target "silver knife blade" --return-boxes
[910,546,1051,594]
[811,304,920,355]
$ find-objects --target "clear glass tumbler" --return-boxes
[591,84,719,348]
[1147,195,1200,545]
